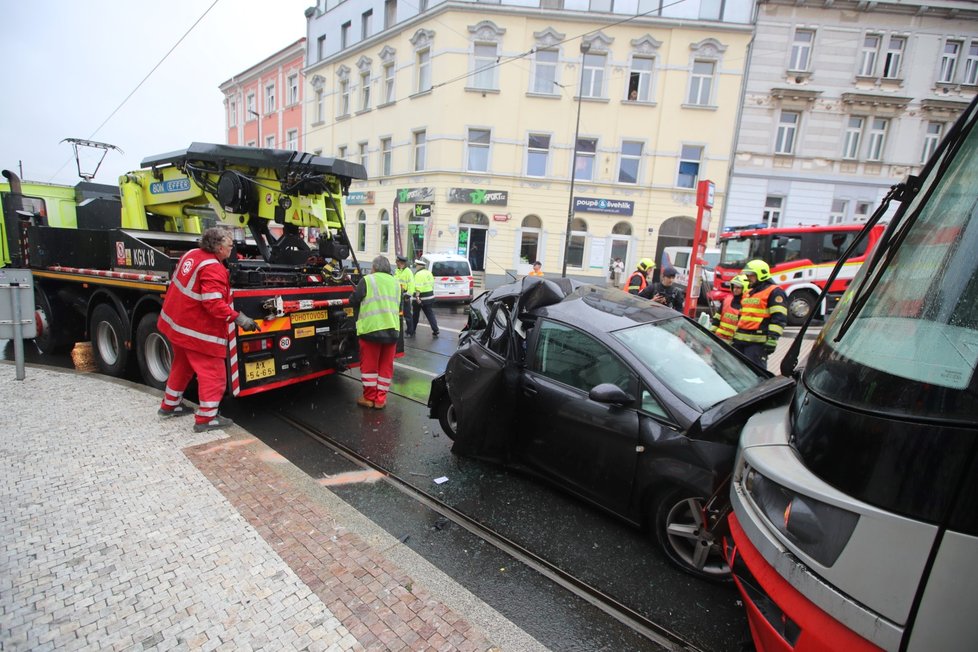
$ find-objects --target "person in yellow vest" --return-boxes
[393,255,415,337]
[528,261,544,277]
[732,260,787,367]
[625,258,655,295]
[349,255,401,409]
[411,259,440,338]
[711,274,749,341]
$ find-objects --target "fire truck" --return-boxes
[709,223,884,325]
[1,143,370,396]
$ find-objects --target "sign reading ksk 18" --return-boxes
[149,178,192,194]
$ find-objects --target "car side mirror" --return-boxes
[589,383,633,406]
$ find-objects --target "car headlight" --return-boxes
[744,467,859,567]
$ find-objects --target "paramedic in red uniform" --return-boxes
[349,255,401,409]
[157,227,258,432]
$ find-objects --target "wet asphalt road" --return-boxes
[3,306,752,651]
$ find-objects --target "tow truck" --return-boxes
[1,142,370,396]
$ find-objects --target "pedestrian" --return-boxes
[732,260,788,367]
[640,268,684,311]
[469,243,481,271]
[393,255,415,337]
[612,257,624,287]
[625,258,655,295]
[528,260,544,277]
[411,259,440,337]
[711,274,749,341]
[349,255,401,409]
[157,227,259,432]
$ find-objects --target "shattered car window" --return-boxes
[530,321,635,394]
[613,317,764,411]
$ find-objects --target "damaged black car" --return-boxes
[428,277,793,579]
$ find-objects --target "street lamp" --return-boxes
[562,40,591,278]
[248,109,262,147]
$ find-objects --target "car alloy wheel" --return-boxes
[654,487,731,580]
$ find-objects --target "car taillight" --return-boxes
[468,277,474,289]
[745,468,859,567]
[240,337,275,354]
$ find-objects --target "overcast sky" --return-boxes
[1,0,312,186]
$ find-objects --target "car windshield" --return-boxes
[719,237,752,268]
[613,317,766,411]
[702,250,720,269]
[432,261,470,276]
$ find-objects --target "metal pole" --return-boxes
[562,41,591,278]
[10,283,25,380]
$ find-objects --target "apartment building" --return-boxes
[302,0,753,284]
[723,0,978,230]
[220,39,306,151]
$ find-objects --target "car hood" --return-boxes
[695,375,795,435]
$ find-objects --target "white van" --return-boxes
[417,253,474,303]
[661,246,720,286]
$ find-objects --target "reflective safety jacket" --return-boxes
[733,281,787,346]
[394,266,414,295]
[356,272,401,337]
[414,268,435,300]
[711,293,743,341]
[158,248,238,358]
[625,270,648,295]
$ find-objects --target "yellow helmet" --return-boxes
[637,258,655,273]
[743,259,771,282]
[730,274,749,292]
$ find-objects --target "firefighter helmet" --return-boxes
[730,274,749,292]
[743,259,771,282]
[637,258,655,273]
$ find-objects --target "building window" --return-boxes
[842,116,863,160]
[627,56,654,101]
[228,99,237,127]
[854,201,872,222]
[314,89,325,123]
[417,48,432,93]
[384,0,396,29]
[676,144,702,188]
[882,37,905,79]
[287,74,299,106]
[338,145,347,159]
[940,40,961,83]
[286,129,298,150]
[532,49,559,94]
[618,140,642,183]
[265,135,275,149]
[921,121,943,163]
[858,35,880,77]
[699,0,722,20]
[829,199,848,225]
[581,52,606,98]
[472,43,497,90]
[573,137,597,181]
[687,60,715,106]
[541,0,564,8]
[357,210,367,252]
[360,71,371,111]
[775,111,799,155]
[414,130,426,171]
[341,21,351,49]
[866,118,888,161]
[380,210,390,252]
[358,142,369,170]
[362,9,372,39]
[589,0,613,11]
[789,29,814,71]
[317,35,326,61]
[567,218,588,269]
[246,93,255,118]
[263,83,275,114]
[519,215,542,264]
[466,128,491,172]
[763,196,783,228]
[965,42,978,85]
[381,137,392,176]
[339,79,350,116]
[419,0,428,10]
[383,61,396,103]
[526,134,550,177]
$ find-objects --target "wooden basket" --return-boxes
[70,342,98,373]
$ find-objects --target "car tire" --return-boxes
[90,303,129,377]
[135,312,171,390]
[33,285,81,354]
[653,487,730,581]
[786,290,817,326]
[436,397,458,441]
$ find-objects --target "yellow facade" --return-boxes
[304,7,751,283]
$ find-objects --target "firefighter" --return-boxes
[393,255,415,337]
[625,258,655,295]
[732,260,787,367]
[350,255,401,409]
[157,227,259,432]
[711,274,749,341]
[411,260,440,337]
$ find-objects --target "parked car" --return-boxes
[416,253,474,303]
[428,277,794,579]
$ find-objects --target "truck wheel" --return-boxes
[786,291,817,326]
[436,397,458,440]
[33,286,79,354]
[89,304,129,377]
[136,313,171,390]
[653,487,730,581]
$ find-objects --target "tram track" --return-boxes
[275,410,706,652]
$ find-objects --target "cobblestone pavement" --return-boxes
[0,366,542,651]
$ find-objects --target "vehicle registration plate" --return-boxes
[291,310,328,324]
[244,358,276,382]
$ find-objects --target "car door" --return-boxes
[516,319,640,513]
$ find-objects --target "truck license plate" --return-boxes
[244,358,276,382]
